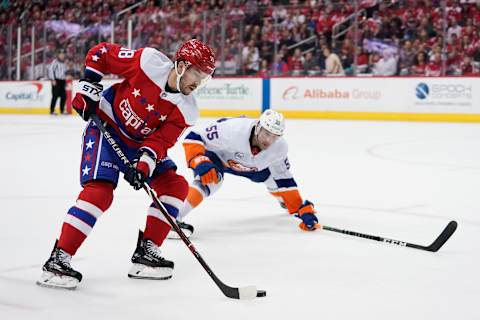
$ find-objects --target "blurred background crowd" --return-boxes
[1,0,479,80]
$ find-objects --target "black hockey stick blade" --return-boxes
[407,220,457,252]
[214,277,266,300]
[320,220,457,252]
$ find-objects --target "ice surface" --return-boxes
[0,115,479,320]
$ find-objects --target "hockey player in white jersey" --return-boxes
[169,110,318,238]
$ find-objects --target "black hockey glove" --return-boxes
[124,166,147,190]
[124,149,156,190]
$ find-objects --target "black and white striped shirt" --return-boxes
[48,59,66,80]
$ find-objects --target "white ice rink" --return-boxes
[0,115,479,320]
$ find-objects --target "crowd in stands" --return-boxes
[1,0,479,80]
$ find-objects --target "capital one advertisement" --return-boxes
[0,81,52,109]
[270,77,479,114]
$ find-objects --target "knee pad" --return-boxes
[150,169,189,201]
[77,181,114,212]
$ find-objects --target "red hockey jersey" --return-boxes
[84,42,199,161]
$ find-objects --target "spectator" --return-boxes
[412,51,428,75]
[303,51,321,75]
[428,44,442,61]
[339,47,354,74]
[399,40,417,75]
[403,16,418,40]
[271,53,289,76]
[377,15,393,39]
[447,18,463,43]
[372,51,398,75]
[356,47,370,73]
[460,55,474,75]
[259,33,274,64]
[446,45,462,74]
[257,59,269,78]
[323,46,344,75]
[425,52,443,76]
[278,28,295,49]
[242,40,260,75]
[288,48,305,76]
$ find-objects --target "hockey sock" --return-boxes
[58,181,114,255]
[144,201,183,246]
[179,186,205,220]
[142,169,190,245]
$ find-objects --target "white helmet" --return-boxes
[258,109,285,136]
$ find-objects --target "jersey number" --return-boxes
[118,48,135,58]
[206,125,219,140]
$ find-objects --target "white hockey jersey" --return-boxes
[183,116,304,213]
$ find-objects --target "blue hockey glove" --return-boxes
[190,155,219,185]
[295,200,319,231]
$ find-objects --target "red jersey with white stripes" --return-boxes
[85,42,198,161]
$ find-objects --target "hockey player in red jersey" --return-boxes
[37,39,215,290]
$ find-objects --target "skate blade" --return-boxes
[128,263,173,280]
[167,228,193,240]
[36,271,79,290]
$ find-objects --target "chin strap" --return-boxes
[174,61,187,94]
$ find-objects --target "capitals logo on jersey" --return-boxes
[118,98,153,135]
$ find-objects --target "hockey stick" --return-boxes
[90,114,266,300]
[317,220,457,252]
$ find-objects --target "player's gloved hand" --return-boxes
[189,155,219,185]
[295,200,319,231]
[72,79,103,121]
[124,149,156,190]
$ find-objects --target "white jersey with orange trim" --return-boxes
[183,117,304,213]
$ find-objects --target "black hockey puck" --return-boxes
[256,290,267,297]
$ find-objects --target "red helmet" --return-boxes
[175,39,216,75]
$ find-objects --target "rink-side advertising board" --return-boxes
[2,77,480,122]
[193,77,263,117]
[80,78,264,118]
[0,81,53,114]
[269,77,480,122]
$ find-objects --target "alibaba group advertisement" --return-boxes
[270,77,479,114]
[272,77,388,111]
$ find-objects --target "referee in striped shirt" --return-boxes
[48,51,67,115]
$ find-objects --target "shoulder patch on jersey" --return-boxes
[140,48,173,90]
[276,137,289,156]
[176,95,199,126]
[161,92,199,126]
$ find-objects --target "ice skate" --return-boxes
[36,240,82,290]
[128,231,174,280]
[167,220,194,239]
